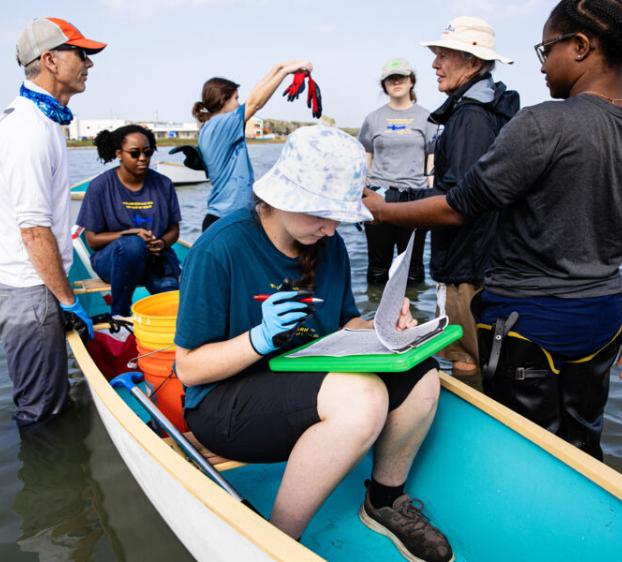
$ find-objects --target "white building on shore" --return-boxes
[67,119,200,141]
[67,119,129,140]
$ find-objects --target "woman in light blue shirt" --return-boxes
[192,60,312,231]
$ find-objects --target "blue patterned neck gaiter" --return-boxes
[19,83,73,125]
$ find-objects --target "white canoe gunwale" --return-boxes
[67,329,323,562]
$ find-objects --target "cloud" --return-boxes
[447,0,549,19]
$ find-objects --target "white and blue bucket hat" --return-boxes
[253,125,373,223]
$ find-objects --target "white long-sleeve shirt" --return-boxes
[0,81,72,287]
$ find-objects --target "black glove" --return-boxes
[168,145,208,176]
[307,75,323,119]
[270,279,315,347]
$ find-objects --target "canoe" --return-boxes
[69,162,207,201]
[69,174,98,201]
[67,236,622,562]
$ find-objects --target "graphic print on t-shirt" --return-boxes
[384,118,416,135]
[123,199,155,229]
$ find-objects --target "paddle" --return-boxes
[110,372,260,515]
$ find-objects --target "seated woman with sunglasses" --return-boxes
[76,125,182,317]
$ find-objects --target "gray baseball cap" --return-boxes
[16,17,106,66]
[381,58,413,81]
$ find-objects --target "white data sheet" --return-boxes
[288,233,448,358]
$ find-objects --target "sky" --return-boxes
[0,0,561,128]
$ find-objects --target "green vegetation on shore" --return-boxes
[67,137,201,148]
[66,120,360,149]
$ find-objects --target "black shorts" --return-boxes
[185,357,438,463]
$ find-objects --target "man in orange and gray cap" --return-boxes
[0,18,106,426]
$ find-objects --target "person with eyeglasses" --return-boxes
[358,58,437,287]
[76,125,182,317]
[0,17,105,427]
[363,0,622,459]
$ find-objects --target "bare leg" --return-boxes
[372,368,440,486]
[270,373,389,538]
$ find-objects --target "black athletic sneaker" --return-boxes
[359,488,454,562]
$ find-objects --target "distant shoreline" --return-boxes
[67,137,286,149]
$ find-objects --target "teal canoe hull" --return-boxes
[68,239,622,562]
[221,386,622,562]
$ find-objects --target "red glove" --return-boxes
[282,71,306,102]
[307,74,323,119]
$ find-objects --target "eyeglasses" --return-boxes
[534,33,577,64]
[51,45,89,62]
[122,148,155,159]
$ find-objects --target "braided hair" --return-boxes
[93,125,157,163]
[549,0,622,67]
[253,201,325,290]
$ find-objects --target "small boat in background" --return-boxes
[155,161,207,185]
[70,162,207,201]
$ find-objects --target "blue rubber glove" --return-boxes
[249,291,311,355]
[60,297,94,340]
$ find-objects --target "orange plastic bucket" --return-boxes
[132,291,179,348]
[137,341,186,432]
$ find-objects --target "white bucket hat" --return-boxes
[420,16,513,64]
[253,125,372,223]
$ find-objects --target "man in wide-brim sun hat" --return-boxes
[412,16,520,379]
[362,0,622,460]
[175,125,455,562]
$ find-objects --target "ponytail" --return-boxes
[192,77,240,123]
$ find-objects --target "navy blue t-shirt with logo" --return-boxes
[175,209,360,409]
[76,167,182,238]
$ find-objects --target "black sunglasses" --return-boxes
[122,148,155,159]
[51,45,89,61]
[533,33,577,64]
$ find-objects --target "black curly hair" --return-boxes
[549,0,622,67]
[93,124,157,163]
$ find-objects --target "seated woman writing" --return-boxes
[174,126,453,562]
[77,125,181,317]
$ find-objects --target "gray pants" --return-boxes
[0,283,69,425]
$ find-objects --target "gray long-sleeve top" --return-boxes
[447,94,622,299]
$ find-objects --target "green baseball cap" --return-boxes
[381,58,413,80]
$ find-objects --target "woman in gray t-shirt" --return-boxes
[359,58,437,285]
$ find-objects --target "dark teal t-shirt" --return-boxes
[175,209,360,409]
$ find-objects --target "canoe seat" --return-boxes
[162,432,246,472]
[73,277,112,295]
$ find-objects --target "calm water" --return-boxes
[0,144,620,561]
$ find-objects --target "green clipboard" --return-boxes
[269,324,463,373]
